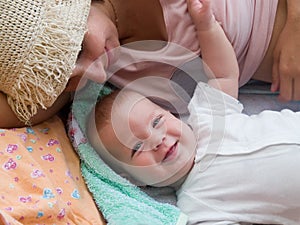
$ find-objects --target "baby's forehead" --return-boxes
[111,91,161,131]
[114,90,153,112]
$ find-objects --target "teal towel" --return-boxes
[68,81,187,225]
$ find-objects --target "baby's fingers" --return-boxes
[199,0,211,9]
[190,1,212,17]
[187,0,203,14]
[187,0,212,12]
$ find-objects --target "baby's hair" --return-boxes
[94,90,120,133]
[93,89,149,134]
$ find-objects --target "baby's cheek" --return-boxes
[132,153,157,167]
[167,119,184,137]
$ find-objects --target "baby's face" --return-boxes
[99,91,196,186]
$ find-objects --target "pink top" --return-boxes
[108,0,278,88]
[213,0,278,86]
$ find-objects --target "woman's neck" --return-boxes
[113,0,168,44]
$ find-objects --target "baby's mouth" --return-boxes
[163,141,178,162]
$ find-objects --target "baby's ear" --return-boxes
[119,172,146,187]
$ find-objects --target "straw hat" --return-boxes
[0,0,91,124]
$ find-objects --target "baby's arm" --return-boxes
[187,0,239,98]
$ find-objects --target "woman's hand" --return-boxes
[272,0,300,101]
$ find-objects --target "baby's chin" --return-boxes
[150,156,195,188]
[148,137,196,187]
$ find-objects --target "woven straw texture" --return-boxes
[0,0,91,124]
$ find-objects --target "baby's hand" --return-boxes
[187,0,215,31]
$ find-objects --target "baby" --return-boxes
[88,83,300,224]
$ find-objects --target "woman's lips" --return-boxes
[163,141,178,162]
[105,47,118,68]
[104,48,111,68]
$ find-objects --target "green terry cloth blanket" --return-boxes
[68,81,188,225]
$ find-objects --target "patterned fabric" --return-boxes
[0,116,104,225]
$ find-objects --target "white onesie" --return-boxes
[176,83,300,225]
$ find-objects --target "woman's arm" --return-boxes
[272,0,300,101]
[187,0,239,98]
[0,91,71,128]
[286,0,300,18]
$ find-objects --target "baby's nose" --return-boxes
[153,137,166,151]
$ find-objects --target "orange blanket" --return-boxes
[0,116,105,224]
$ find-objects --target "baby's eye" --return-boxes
[131,141,143,157]
[152,115,163,128]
